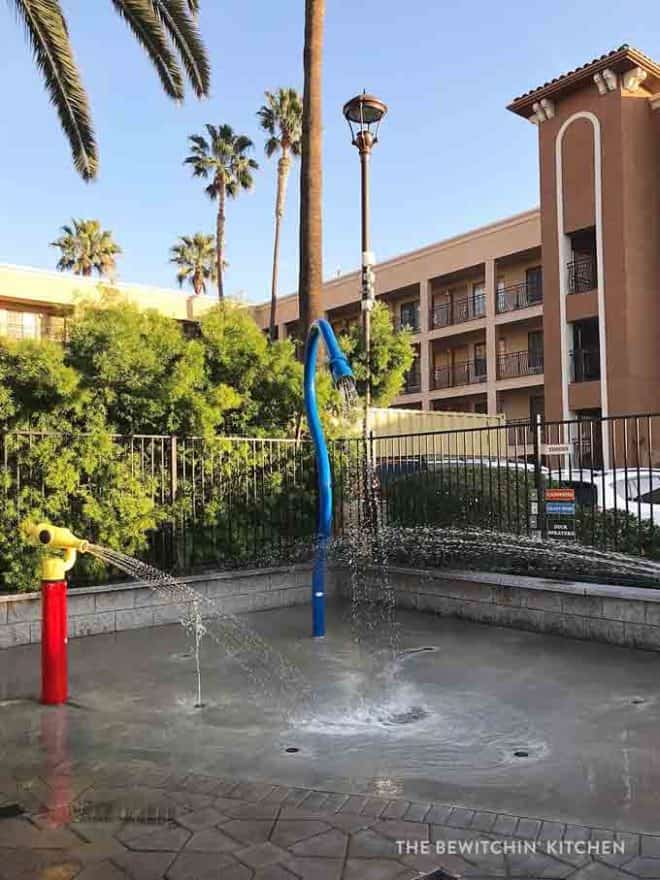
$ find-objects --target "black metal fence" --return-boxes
[344,413,660,560]
[1,432,318,584]
[3,413,660,589]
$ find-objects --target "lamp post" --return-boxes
[342,91,387,420]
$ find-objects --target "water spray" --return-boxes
[24,522,89,705]
[303,318,355,638]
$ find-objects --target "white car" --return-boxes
[564,469,660,525]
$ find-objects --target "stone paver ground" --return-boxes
[1,763,659,879]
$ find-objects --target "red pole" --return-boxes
[41,578,68,705]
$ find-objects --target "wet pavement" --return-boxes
[1,600,660,878]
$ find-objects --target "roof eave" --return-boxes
[508,47,660,118]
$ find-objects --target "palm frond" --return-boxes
[11,0,97,179]
[111,0,183,99]
[264,135,280,157]
[149,0,210,98]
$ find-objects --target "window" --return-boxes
[528,331,544,370]
[472,282,486,317]
[526,266,543,303]
[0,309,41,340]
[399,301,419,332]
[529,395,545,424]
[474,343,487,377]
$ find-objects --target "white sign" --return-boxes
[541,443,571,456]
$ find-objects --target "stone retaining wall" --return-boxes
[3,563,660,652]
[381,567,660,651]
[0,566,314,649]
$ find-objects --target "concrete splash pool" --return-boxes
[2,599,660,879]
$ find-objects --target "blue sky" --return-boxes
[1,2,658,303]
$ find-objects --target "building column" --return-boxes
[419,279,431,409]
[485,259,497,415]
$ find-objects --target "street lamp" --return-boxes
[342,91,387,418]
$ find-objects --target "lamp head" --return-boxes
[342,91,387,147]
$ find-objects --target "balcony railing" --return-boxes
[431,293,486,329]
[571,347,601,382]
[496,349,544,380]
[496,280,543,313]
[432,359,487,390]
[568,256,597,294]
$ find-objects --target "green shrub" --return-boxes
[1,429,160,592]
[384,464,537,535]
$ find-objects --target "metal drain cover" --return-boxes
[0,804,25,820]
[422,868,459,879]
[384,706,428,725]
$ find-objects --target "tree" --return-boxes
[257,88,303,342]
[338,303,415,406]
[66,290,198,434]
[298,0,325,336]
[65,293,304,437]
[185,125,258,299]
[9,0,210,180]
[170,233,217,295]
[51,219,122,277]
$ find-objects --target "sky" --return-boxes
[1,2,658,304]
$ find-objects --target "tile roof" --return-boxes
[508,44,660,114]
[512,45,629,102]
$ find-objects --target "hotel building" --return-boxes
[1,45,659,436]
[253,44,660,431]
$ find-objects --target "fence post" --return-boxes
[170,435,178,502]
[533,414,545,538]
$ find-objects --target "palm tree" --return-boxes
[257,88,302,342]
[51,219,121,277]
[184,124,258,299]
[10,0,210,180]
[169,233,217,295]
[298,0,325,335]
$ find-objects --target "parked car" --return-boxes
[562,469,660,525]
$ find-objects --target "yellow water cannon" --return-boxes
[24,522,89,581]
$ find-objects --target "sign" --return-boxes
[542,443,571,457]
[548,522,576,538]
[545,502,576,515]
[545,488,576,502]
[545,487,576,541]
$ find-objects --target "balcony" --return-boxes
[432,359,487,390]
[496,280,543,313]
[497,350,544,380]
[571,347,601,382]
[431,293,485,329]
[402,366,421,394]
[568,256,597,294]
[395,311,420,333]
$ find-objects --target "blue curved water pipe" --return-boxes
[304,319,355,638]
